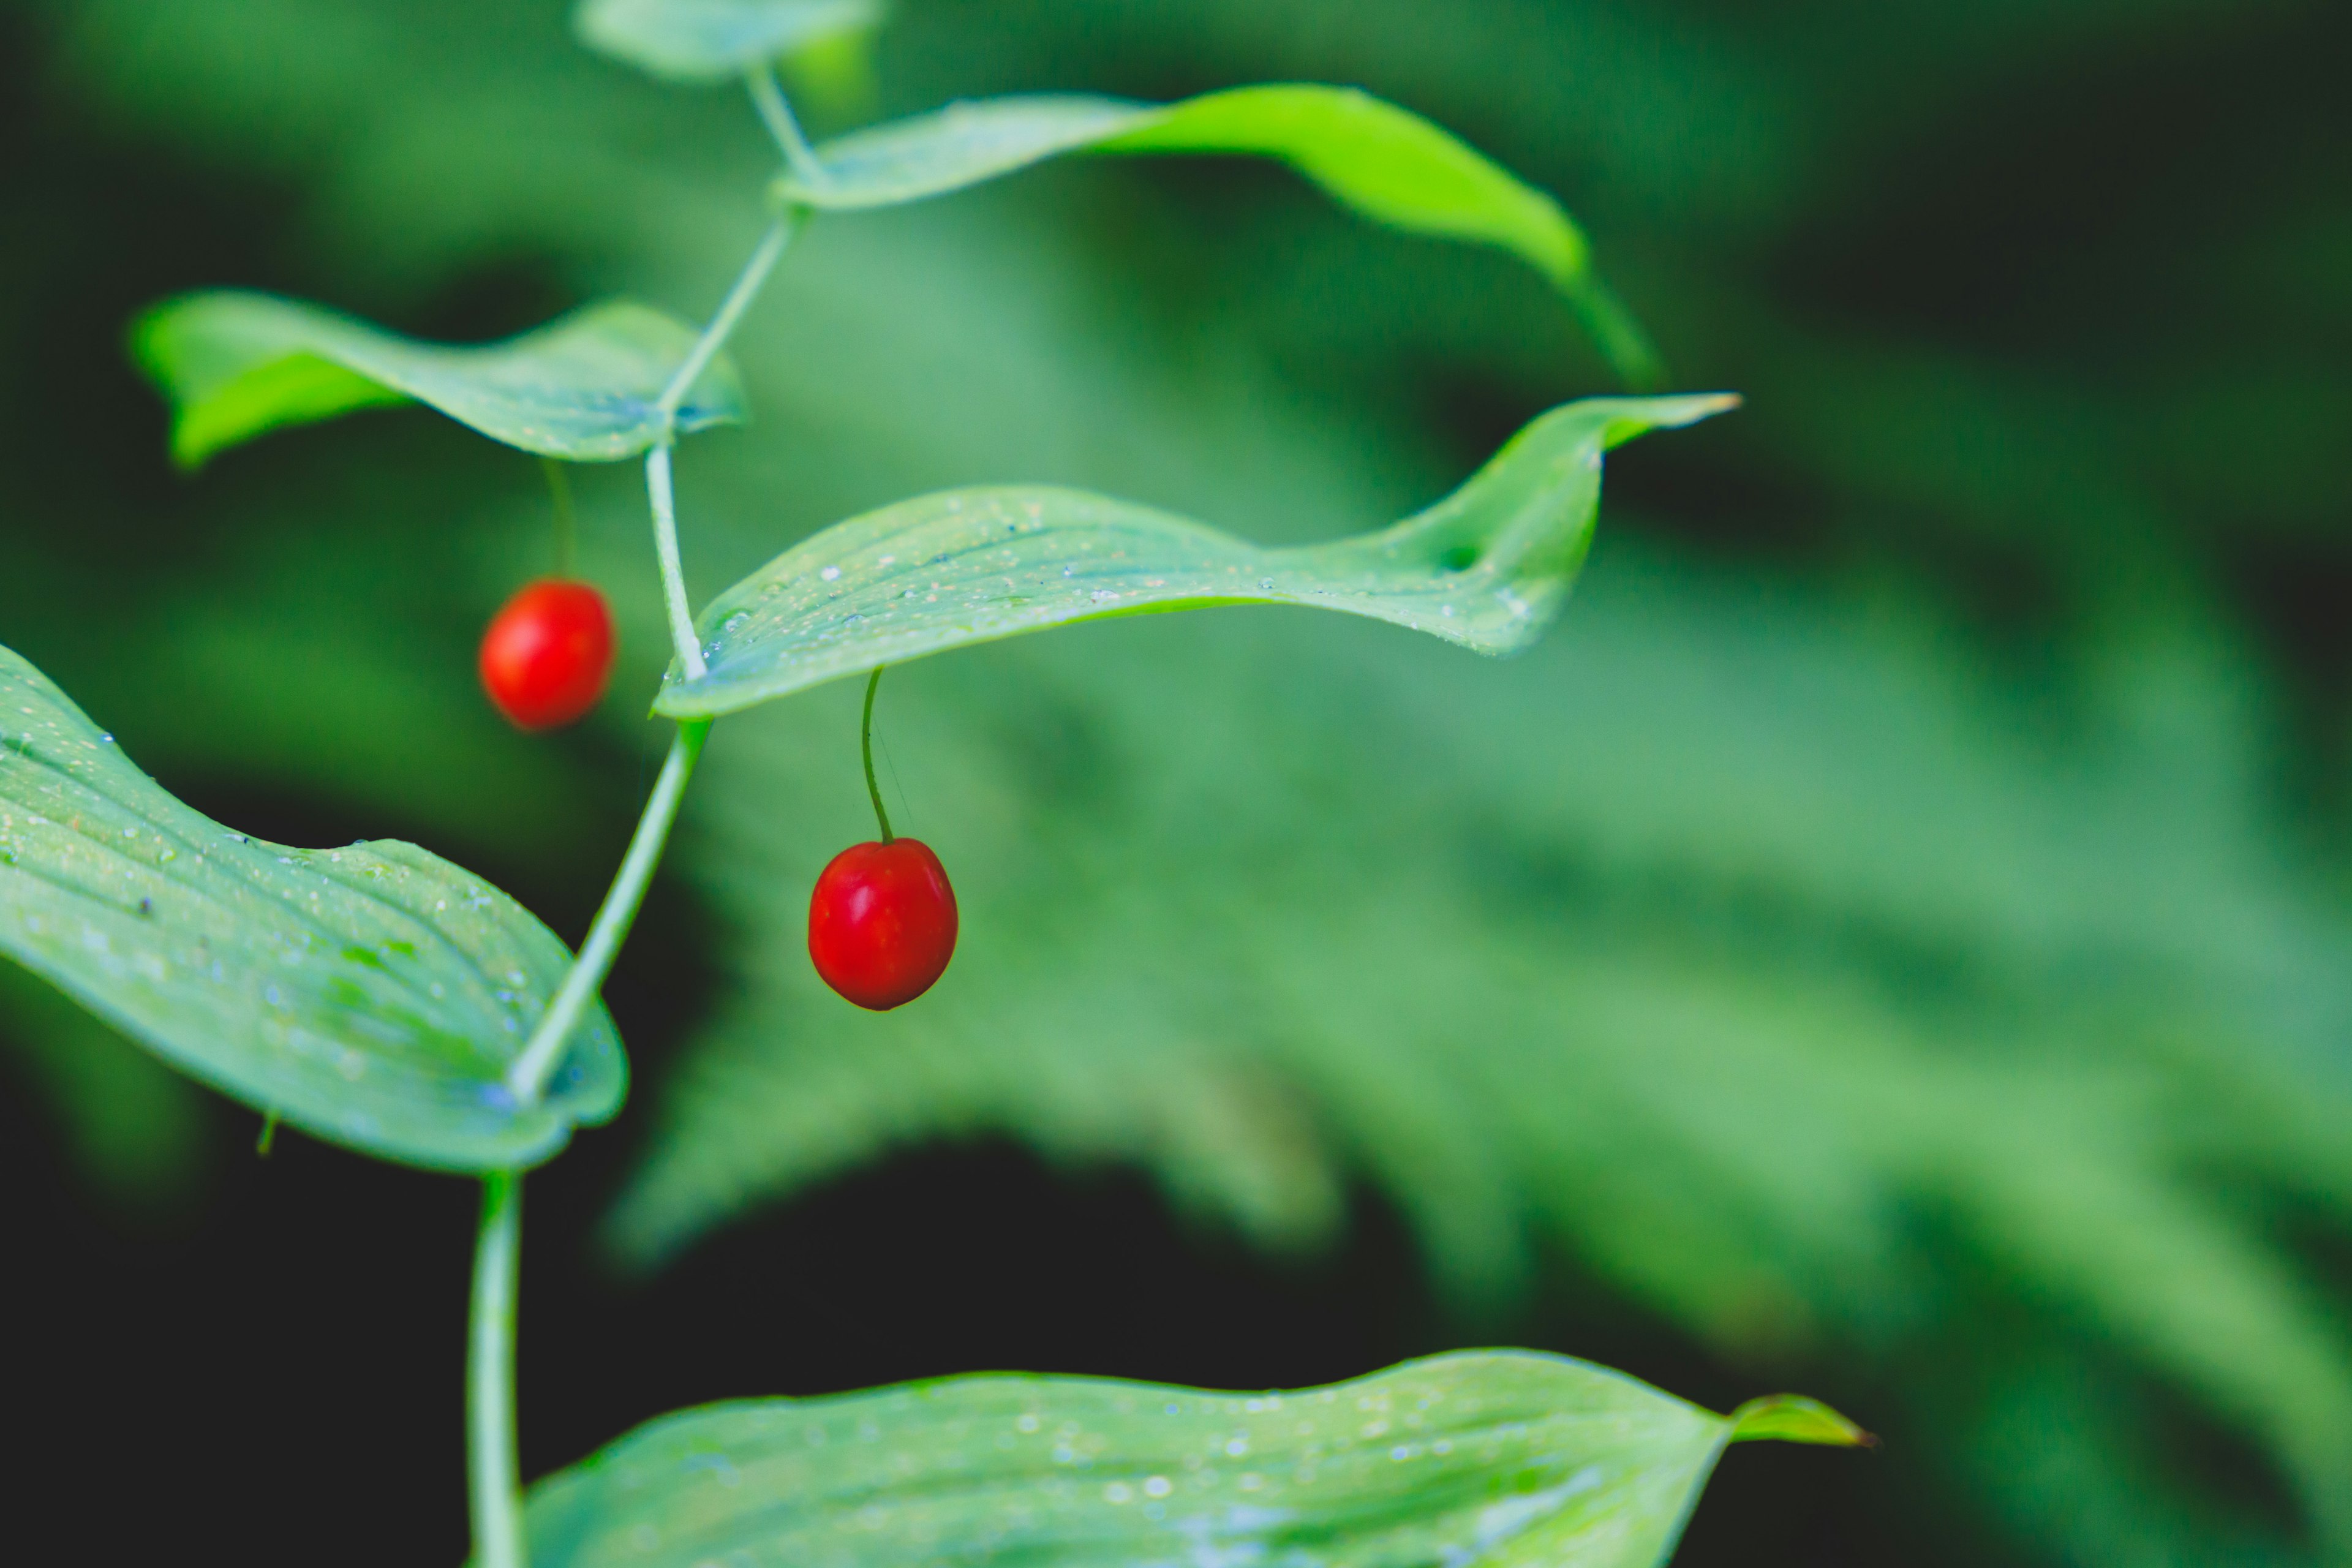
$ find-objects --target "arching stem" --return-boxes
[469,1172,526,1568]
[505,721,710,1106]
[647,213,798,683]
[862,666,893,843]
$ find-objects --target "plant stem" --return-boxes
[644,446,706,682]
[745,65,830,189]
[656,215,795,423]
[862,666,893,842]
[540,457,577,578]
[469,1172,526,1568]
[506,720,710,1106]
[646,213,798,683]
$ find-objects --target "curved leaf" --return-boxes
[655,395,1730,720]
[132,293,748,468]
[1728,1396,1875,1448]
[521,1351,1863,1568]
[575,0,881,82]
[0,644,622,1171]
[773,86,1661,386]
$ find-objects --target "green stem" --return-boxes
[656,216,795,422]
[540,457,577,578]
[644,446,705,682]
[647,213,798,683]
[506,720,710,1106]
[861,666,892,842]
[746,65,830,189]
[469,1172,526,1568]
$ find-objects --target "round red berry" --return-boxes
[478,579,615,731]
[808,839,958,1010]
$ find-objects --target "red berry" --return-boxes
[809,838,958,1010]
[479,579,615,731]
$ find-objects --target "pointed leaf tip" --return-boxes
[518,1351,1833,1568]
[655,393,1735,720]
[771,84,1664,388]
[1728,1395,1876,1448]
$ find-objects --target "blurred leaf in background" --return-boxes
[3,2,2350,1567]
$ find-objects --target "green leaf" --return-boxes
[655,394,1728,719]
[773,86,1663,388]
[132,292,748,469]
[1728,1396,1875,1448]
[0,644,622,1171]
[520,1351,1863,1568]
[575,0,883,83]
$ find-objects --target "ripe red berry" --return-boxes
[809,838,958,1010]
[478,579,615,731]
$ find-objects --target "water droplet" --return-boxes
[821,565,842,581]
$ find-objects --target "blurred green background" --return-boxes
[4,1,2351,1565]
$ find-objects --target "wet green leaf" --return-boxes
[0,644,622,1171]
[655,395,1728,720]
[132,293,747,468]
[520,1351,1863,1568]
[575,0,882,83]
[773,86,1661,386]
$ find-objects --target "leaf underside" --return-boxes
[520,1351,1863,1568]
[132,293,748,468]
[575,0,881,81]
[773,85,1660,387]
[0,645,622,1170]
[655,395,1730,719]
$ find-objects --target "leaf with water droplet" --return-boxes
[657,396,1731,719]
[574,0,881,81]
[0,644,623,1170]
[771,86,1661,386]
[132,293,747,469]
[520,1350,1863,1568]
